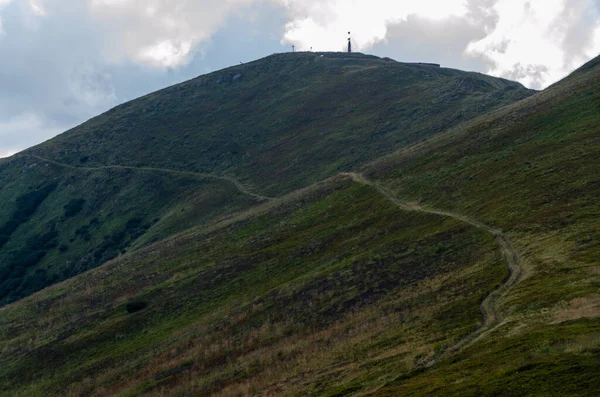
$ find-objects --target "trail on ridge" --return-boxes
[15,155,521,364]
[20,154,273,202]
[343,172,523,361]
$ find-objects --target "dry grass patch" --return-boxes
[554,295,600,323]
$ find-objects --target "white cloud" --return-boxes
[279,0,469,51]
[0,0,12,35]
[137,39,193,68]
[88,0,256,68]
[467,0,600,88]
[29,0,45,16]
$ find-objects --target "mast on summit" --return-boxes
[348,32,352,53]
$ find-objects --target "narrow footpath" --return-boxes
[21,154,273,202]
[344,172,524,362]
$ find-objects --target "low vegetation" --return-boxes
[0,52,532,305]
[0,178,505,396]
[0,53,599,395]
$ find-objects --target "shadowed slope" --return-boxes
[0,52,533,304]
[25,52,533,196]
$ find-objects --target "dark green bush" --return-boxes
[64,199,85,217]
[0,183,57,251]
[125,217,143,230]
[13,183,58,221]
[126,301,148,313]
[12,251,46,268]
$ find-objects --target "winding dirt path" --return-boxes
[343,172,523,361]
[20,154,273,202]
[16,155,521,362]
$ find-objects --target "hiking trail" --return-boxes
[21,154,273,202]
[344,172,523,363]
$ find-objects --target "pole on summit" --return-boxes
[348,32,352,53]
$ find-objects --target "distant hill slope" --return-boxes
[1,53,599,396]
[25,53,532,196]
[0,52,533,304]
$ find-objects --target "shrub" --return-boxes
[0,183,57,250]
[126,301,148,313]
[64,199,86,217]
[125,217,143,230]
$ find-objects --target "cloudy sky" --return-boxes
[1,0,600,157]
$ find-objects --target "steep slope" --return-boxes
[0,52,533,304]
[0,176,508,396]
[25,52,532,196]
[360,55,600,395]
[1,55,599,396]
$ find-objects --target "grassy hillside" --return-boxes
[25,52,532,196]
[0,157,259,305]
[0,52,533,304]
[0,176,507,396]
[1,53,599,396]
[360,56,600,395]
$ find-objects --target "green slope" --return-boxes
[0,176,507,396]
[1,53,598,396]
[0,52,532,304]
[361,55,600,396]
[25,52,532,196]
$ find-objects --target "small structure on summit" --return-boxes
[348,32,352,53]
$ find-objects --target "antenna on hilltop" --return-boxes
[348,31,352,53]
[292,44,296,53]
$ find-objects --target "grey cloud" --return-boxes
[371,13,489,72]
[501,63,549,88]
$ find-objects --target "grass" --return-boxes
[0,52,531,305]
[358,56,600,395]
[0,178,505,396]
[0,53,599,395]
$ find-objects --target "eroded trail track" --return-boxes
[20,154,273,202]
[344,172,523,360]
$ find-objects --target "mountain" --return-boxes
[0,52,533,305]
[2,52,599,396]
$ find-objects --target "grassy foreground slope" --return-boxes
[0,52,533,304]
[362,56,600,395]
[0,177,506,396]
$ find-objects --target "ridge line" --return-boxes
[18,154,273,202]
